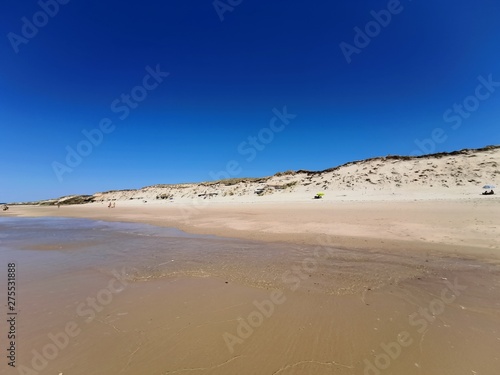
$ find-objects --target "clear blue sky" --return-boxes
[1,0,499,202]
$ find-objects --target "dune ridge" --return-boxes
[22,145,498,205]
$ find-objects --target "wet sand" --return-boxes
[10,264,500,375]
[2,199,500,374]
[5,198,500,257]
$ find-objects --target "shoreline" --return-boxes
[4,197,499,261]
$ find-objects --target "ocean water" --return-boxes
[0,216,459,295]
[0,217,296,287]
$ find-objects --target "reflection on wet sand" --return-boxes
[1,218,500,374]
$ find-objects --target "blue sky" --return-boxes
[1,0,499,202]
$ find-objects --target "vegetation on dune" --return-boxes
[201,177,269,186]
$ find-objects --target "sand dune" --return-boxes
[31,145,497,206]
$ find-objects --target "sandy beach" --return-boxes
[2,147,499,375]
[6,196,500,258]
[2,195,500,374]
